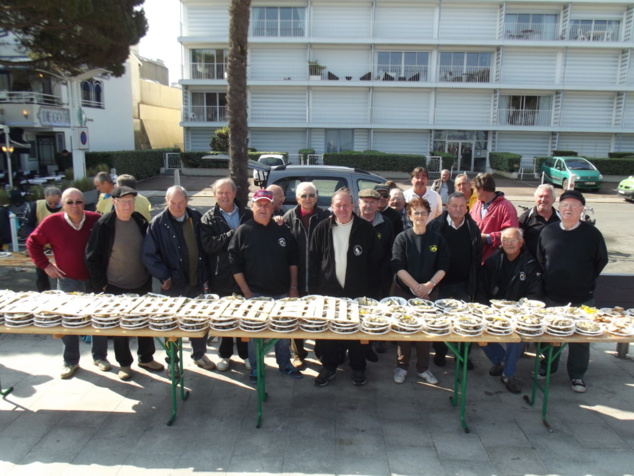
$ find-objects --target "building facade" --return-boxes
[179,0,634,172]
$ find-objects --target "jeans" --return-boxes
[482,342,525,377]
[57,278,108,365]
[247,292,292,372]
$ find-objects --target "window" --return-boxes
[325,129,353,153]
[190,92,227,122]
[505,13,558,40]
[570,19,620,41]
[252,7,305,37]
[439,53,491,82]
[499,95,551,126]
[377,52,428,81]
[191,49,227,79]
[81,80,104,108]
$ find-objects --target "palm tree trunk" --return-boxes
[227,0,252,206]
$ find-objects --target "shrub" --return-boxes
[489,152,522,172]
[429,151,457,170]
[211,127,229,151]
[85,150,170,180]
[586,158,634,176]
[608,152,634,158]
[323,152,425,172]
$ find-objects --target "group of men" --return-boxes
[24,166,607,396]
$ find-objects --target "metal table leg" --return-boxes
[1,378,13,398]
[445,342,471,433]
[523,342,566,432]
[155,337,189,426]
[255,337,278,428]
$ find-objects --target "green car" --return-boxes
[540,156,603,192]
[617,176,634,201]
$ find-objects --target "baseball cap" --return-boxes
[374,183,390,193]
[112,186,137,198]
[253,189,274,202]
[560,189,586,206]
[359,189,380,199]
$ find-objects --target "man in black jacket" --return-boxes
[477,227,543,394]
[201,177,253,372]
[85,186,164,380]
[309,190,379,387]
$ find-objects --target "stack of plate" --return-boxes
[210,316,239,332]
[407,298,435,310]
[120,316,150,330]
[453,316,485,336]
[380,296,408,307]
[544,316,575,337]
[4,312,34,327]
[91,314,120,329]
[422,316,451,336]
[149,316,178,331]
[575,320,603,337]
[391,313,422,334]
[299,317,328,332]
[360,314,390,335]
[435,298,466,312]
[517,298,546,309]
[515,315,544,337]
[484,315,514,336]
[62,314,91,329]
[605,321,634,337]
[355,296,379,307]
[34,311,62,327]
[329,318,360,334]
[489,299,519,309]
[269,316,299,333]
[178,316,209,332]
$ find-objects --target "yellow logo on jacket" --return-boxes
[429,245,438,252]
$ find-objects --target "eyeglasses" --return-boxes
[299,193,316,199]
[411,211,429,217]
[502,239,520,245]
[64,200,84,205]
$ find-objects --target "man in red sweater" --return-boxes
[26,188,110,379]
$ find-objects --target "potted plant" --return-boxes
[308,60,326,80]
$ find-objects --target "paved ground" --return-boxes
[1,171,633,475]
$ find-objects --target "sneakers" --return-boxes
[193,355,216,371]
[536,368,547,380]
[489,363,504,376]
[93,359,112,372]
[571,378,587,393]
[138,360,164,372]
[118,366,133,381]
[166,365,181,380]
[417,369,438,384]
[249,371,258,384]
[352,370,367,386]
[291,356,305,370]
[244,359,252,371]
[501,375,521,394]
[393,367,407,384]
[315,367,336,387]
[60,363,79,379]
[280,367,303,379]
[216,358,230,372]
[434,353,446,367]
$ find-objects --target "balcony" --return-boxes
[438,66,490,83]
[190,62,226,80]
[504,23,559,40]
[496,109,551,126]
[569,24,620,42]
[251,20,305,38]
[0,91,64,106]
[183,106,227,122]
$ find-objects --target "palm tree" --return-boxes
[227,0,252,206]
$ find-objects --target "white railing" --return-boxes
[438,66,491,83]
[0,91,64,106]
[251,20,305,38]
[190,63,226,80]
[504,23,560,40]
[497,109,552,126]
[164,153,181,170]
[184,106,228,122]
[570,24,620,42]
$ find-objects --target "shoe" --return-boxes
[81,335,91,344]
[292,356,305,370]
[393,367,407,384]
[571,378,587,393]
[536,368,547,380]
[244,359,252,371]
[118,366,133,381]
[417,369,438,384]
[434,353,446,367]
[216,358,230,372]
[166,365,181,380]
[501,375,521,394]
[249,371,258,384]
[466,358,475,370]
[93,359,112,372]
[280,367,303,379]
[376,341,387,354]
[60,363,79,379]
[138,360,164,372]
[489,363,504,376]
[366,346,378,363]
[315,367,336,387]
[193,355,216,371]
[352,370,367,386]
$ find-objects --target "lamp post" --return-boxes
[0,125,14,188]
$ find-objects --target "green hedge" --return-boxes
[85,149,175,180]
[323,152,425,172]
[608,152,634,158]
[181,151,288,168]
[489,152,522,172]
[428,151,457,170]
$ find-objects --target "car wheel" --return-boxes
[562,178,569,190]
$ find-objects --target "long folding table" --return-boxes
[0,324,206,426]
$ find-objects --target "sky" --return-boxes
[138,0,182,85]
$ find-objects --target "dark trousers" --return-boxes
[36,267,51,292]
[218,337,248,359]
[105,281,156,367]
[291,339,308,360]
[320,339,366,372]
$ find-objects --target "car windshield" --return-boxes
[565,159,594,170]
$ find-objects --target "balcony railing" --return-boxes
[0,91,63,106]
[497,109,552,126]
[251,20,305,37]
[569,24,620,42]
[191,62,226,80]
[184,106,228,122]
[438,66,490,83]
[504,23,559,40]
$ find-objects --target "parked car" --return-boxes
[540,156,603,192]
[256,154,285,167]
[617,176,634,201]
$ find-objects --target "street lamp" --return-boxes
[1,125,14,188]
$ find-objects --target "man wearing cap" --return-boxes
[26,188,110,379]
[403,167,443,221]
[309,189,379,387]
[537,190,608,393]
[85,186,164,380]
[228,189,301,380]
[94,171,115,215]
[470,173,519,263]
[432,169,455,205]
[518,183,560,258]
[283,182,330,367]
[142,185,215,375]
[116,174,152,221]
[201,177,253,372]
[374,183,404,237]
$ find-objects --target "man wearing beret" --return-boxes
[537,190,608,393]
